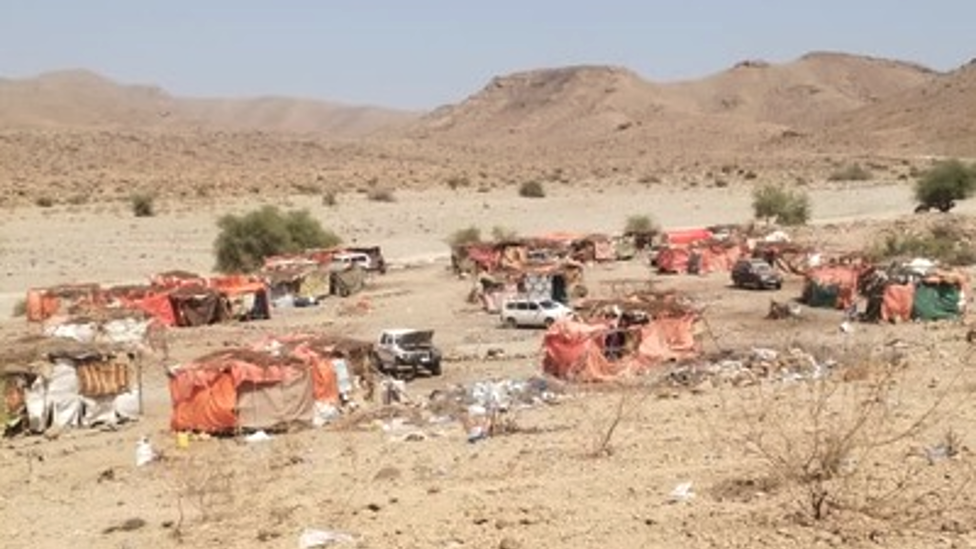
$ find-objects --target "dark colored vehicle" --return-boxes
[731,258,783,290]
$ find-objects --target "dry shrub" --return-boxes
[518,180,546,198]
[163,453,238,540]
[737,350,975,532]
[367,187,396,202]
[586,382,649,458]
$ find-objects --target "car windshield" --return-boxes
[538,300,559,309]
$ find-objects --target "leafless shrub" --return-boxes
[587,383,649,458]
[736,350,975,533]
[162,453,237,540]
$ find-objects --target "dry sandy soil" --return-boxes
[2,182,976,549]
[1,49,976,549]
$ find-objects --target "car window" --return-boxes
[538,300,557,309]
[505,302,517,310]
[516,303,528,311]
[381,334,389,344]
[527,303,540,311]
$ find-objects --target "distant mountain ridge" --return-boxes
[0,69,418,137]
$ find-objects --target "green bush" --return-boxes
[518,180,546,198]
[213,206,341,273]
[828,163,873,182]
[752,184,811,226]
[130,192,156,217]
[623,214,659,235]
[11,298,27,318]
[914,159,976,211]
[447,226,482,248]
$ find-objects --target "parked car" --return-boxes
[333,252,373,271]
[501,298,574,328]
[372,329,442,377]
[731,258,783,290]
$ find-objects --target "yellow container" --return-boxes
[176,432,190,450]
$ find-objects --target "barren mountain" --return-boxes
[411,64,781,155]
[822,59,976,156]
[667,52,937,129]
[0,70,416,137]
[410,54,938,156]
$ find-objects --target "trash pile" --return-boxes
[665,347,838,388]
[356,376,565,443]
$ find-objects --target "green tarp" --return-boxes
[912,283,961,321]
[804,282,840,309]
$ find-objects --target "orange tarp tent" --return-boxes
[542,316,699,382]
[881,283,915,322]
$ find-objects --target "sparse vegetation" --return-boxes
[623,214,659,235]
[446,175,471,190]
[447,226,482,248]
[11,298,27,318]
[739,350,970,529]
[213,206,341,273]
[366,187,397,202]
[130,192,156,217]
[35,196,54,208]
[870,223,976,266]
[828,163,873,182]
[291,182,321,195]
[914,159,976,212]
[518,180,546,198]
[490,225,518,242]
[751,183,811,225]
[322,190,338,207]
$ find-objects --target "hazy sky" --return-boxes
[2,1,974,109]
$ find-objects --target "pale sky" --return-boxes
[1,1,974,109]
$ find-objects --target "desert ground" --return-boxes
[2,50,976,548]
[2,179,976,549]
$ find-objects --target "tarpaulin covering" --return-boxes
[912,283,962,321]
[664,229,713,246]
[169,339,355,433]
[803,266,860,309]
[656,248,692,274]
[542,316,699,382]
[700,245,744,273]
[881,283,915,323]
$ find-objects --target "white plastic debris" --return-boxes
[669,481,695,503]
[135,437,155,467]
[298,528,355,548]
[244,430,272,443]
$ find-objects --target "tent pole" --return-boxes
[137,355,144,416]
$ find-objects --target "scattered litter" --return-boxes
[669,481,695,503]
[134,436,155,467]
[839,321,853,333]
[298,528,356,548]
[244,430,272,443]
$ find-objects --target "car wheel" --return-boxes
[505,317,518,329]
[543,317,555,328]
[428,360,442,376]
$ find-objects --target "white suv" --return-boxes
[500,298,574,328]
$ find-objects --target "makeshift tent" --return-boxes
[912,282,962,321]
[2,320,147,436]
[881,283,915,323]
[802,266,860,309]
[209,276,271,321]
[542,316,699,382]
[168,285,225,327]
[25,284,102,322]
[664,228,713,246]
[330,265,367,297]
[169,334,371,433]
